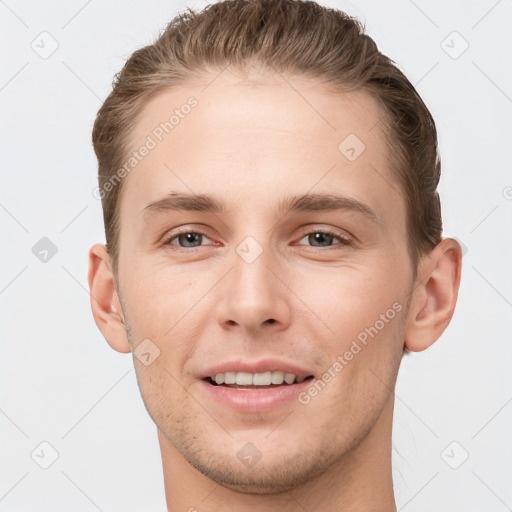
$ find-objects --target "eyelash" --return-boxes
[162,228,353,251]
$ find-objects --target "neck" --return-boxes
[159,395,397,512]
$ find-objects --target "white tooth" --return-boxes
[271,371,285,385]
[253,371,272,385]
[235,372,253,385]
[224,372,236,384]
[214,371,300,386]
[284,373,296,384]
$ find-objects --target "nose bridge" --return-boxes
[216,233,291,332]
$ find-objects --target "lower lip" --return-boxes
[198,378,313,413]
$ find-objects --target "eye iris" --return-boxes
[179,232,202,247]
[309,232,334,247]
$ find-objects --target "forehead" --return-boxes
[120,70,402,223]
[131,71,387,154]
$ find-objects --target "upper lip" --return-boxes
[201,358,315,380]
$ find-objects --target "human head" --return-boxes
[88,0,462,506]
[92,0,443,282]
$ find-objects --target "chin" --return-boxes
[183,443,336,495]
[195,464,316,495]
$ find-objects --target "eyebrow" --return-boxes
[142,192,378,222]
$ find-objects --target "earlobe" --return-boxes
[404,238,462,352]
[88,244,131,354]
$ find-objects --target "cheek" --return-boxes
[118,265,203,393]
[292,260,406,349]
[133,357,191,429]
[119,257,197,335]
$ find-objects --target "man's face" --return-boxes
[114,70,415,492]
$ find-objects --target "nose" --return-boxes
[216,240,292,334]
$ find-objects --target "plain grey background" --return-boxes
[1,0,511,510]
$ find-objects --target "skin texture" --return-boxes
[88,68,462,511]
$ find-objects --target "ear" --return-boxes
[88,243,131,353]
[404,237,462,352]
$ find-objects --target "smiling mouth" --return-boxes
[201,371,316,412]
[204,372,314,389]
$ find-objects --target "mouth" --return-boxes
[198,360,316,412]
[204,371,315,389]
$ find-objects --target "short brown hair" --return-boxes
[92,0,442,279]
